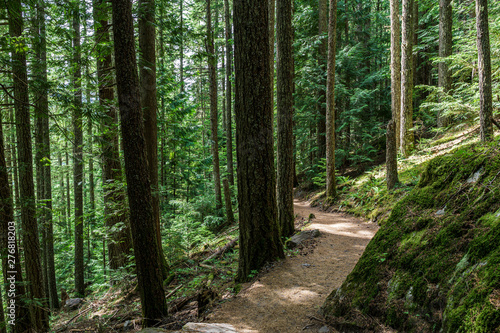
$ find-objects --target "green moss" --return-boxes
[322,142,500,332]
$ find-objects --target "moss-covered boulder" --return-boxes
[321,142,500,332]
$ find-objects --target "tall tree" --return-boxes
[476,0,493,142]
[224,0,234,185]
[400,0,414,157]
[325,0,337,199]
[387,0,400,189]
[0,111,31,332]
[111,0,168,326]
[93,0,132,270]
[138,0,169,277]
[438,0,452,127]
[316,0,327,161]
[7,0,49,329]
[276,0,295,237]
[269,0,275,109]
[72,1,85,297]
[234,0,285,282]
[207,0,223,211]
[34,0,58,309]
[390,0,401,148]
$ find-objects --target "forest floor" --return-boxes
[204,199,378,333]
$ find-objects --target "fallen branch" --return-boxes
[203,237,238,263]
[55,305,94,332]
[165,284,183,299]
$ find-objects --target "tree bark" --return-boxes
[224,0,234,186]
[387,0,400,190]
[316,0,327,161]
[276,0,295,237]
[138,0,169,278]
[325,0,338,199]
[438,0,452,127]
[0,110,31,332]
[93,0,132,270]
[386,120,399,189]
[234,0,285,282]
[207,0,223,211]
[111,0,168,326]
[222,178,234,226]
[7,0,49,329]
[476,0,493,142]
[400,0,414,157]
[72,2,85,297]
[270,0,275,113]
[390,0,401,149]
[34,0,59,309]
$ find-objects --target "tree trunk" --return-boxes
[386,120,399,189]
[0,111,31,332]
[111,0,168,326]
[234,0,285,282]
[325,0,338,199]
[224,0,234,186]
[34,1,59,309]
[400,0,414,157]
[276,0,295,237]
[438,0,452,127]
[222,178,234,226]
[476,0,493,142]
[390,0,401,148]
[387,0,400,190]
[207,0,223,211]
[138,0,169,278]
[270,0,275,112]
[0,283,5,333]
[7,0,49,329]
[93,0,132,271]
[317,0,327,161]
[72,2,85,297]
[65,144,71,224]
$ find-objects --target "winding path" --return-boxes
[205,199,378,332]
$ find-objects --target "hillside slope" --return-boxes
[321,141,500,332]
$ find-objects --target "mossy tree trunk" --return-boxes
[438,0,452,127]
[7,0,49,329]
[390,0,401,148]
[400,0,414,157]
[476,0,493,142]
[234,0,285,282]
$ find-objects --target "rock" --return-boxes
[496,211,500,217]
[64,298,84,310]
[435,206,446,216]
[466,167,484,183]
[318,326,330,333]
[287,229,320,248]
[182,323,238,332]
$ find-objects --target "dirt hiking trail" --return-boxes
[205,199,378,332]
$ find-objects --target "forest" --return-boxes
[1,0,499,332]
